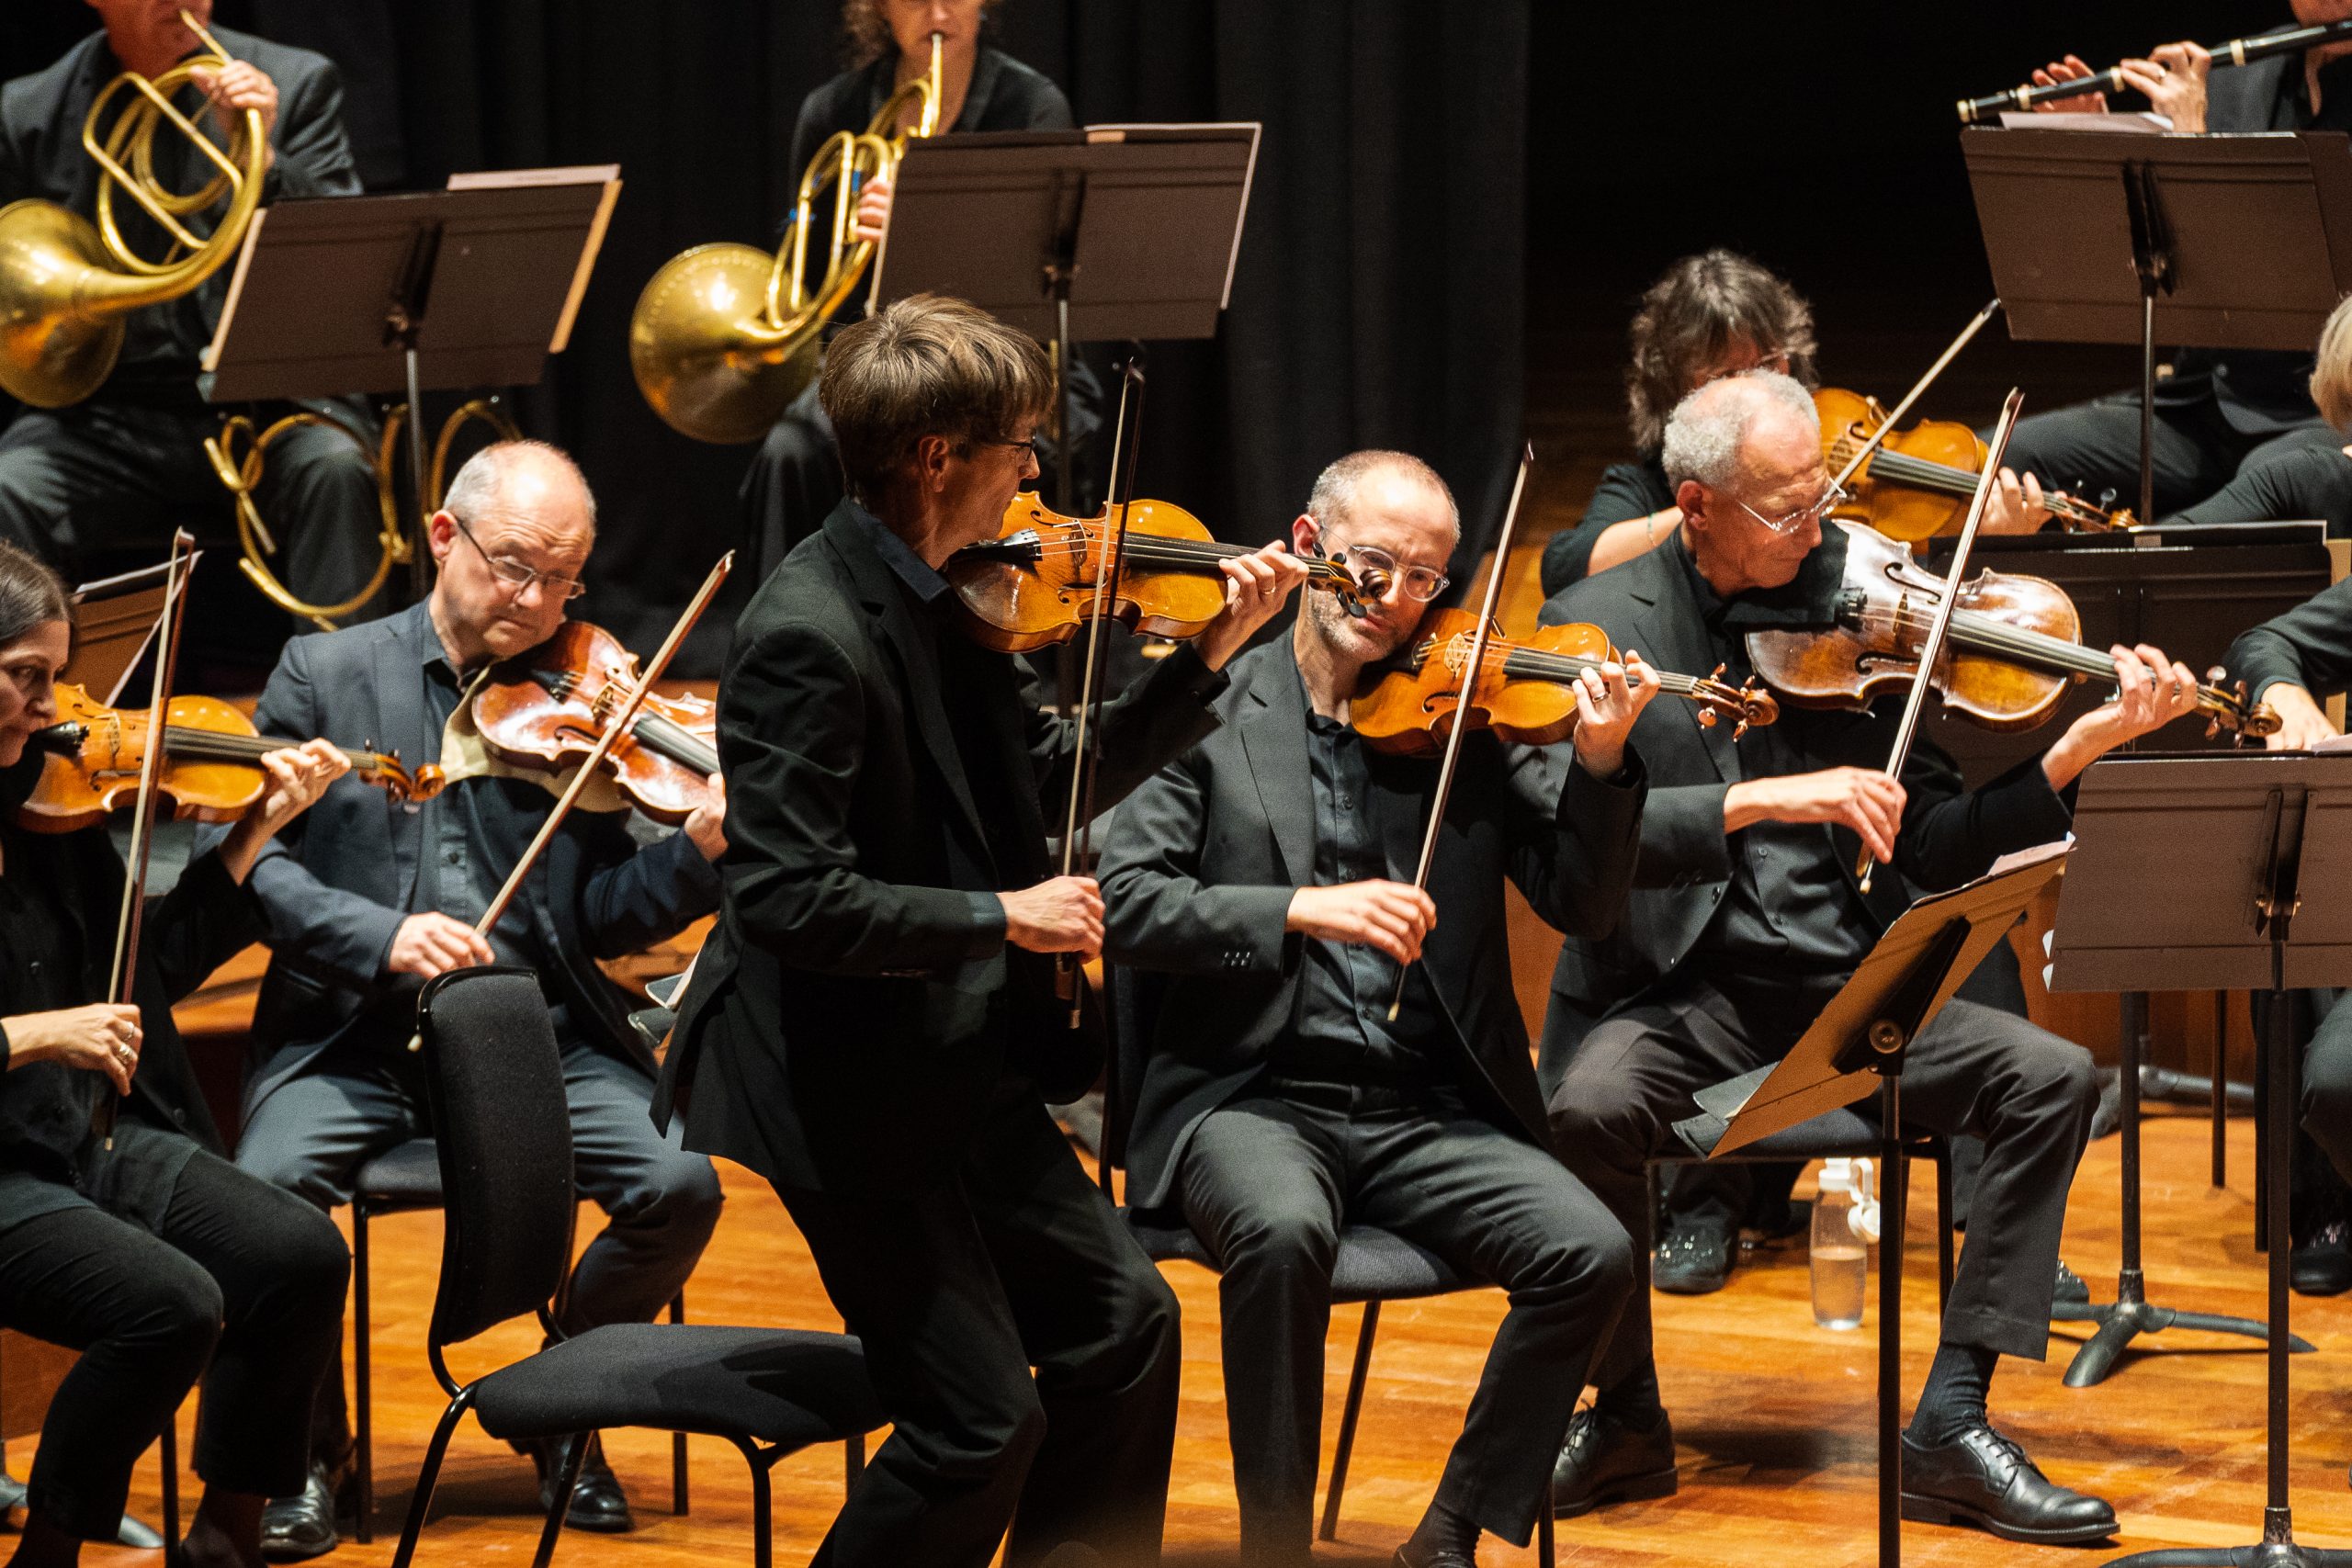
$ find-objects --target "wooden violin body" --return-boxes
[1746,522,2277,739]
[20,684,442,834]
[1817,387,2125,540]
[470,619,720,825]
[1351,607,1780,758]
[947,491,1385,654]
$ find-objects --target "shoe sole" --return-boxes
[1552,1466,1679,1518]
[1653,1273,1731,1296]
[1900,1491,2114,1545]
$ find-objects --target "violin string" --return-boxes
[1838,443,2106,522]
[1875,603,2238,711]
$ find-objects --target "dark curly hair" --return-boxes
[1624,251,1818,457]
[840,1,1002,68]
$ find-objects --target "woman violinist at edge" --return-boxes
[0,541,351,1568]
[1537,250,2052,597]
[741,0,1098,575]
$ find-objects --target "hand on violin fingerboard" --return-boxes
[2040,644,2203,791]
[1568,649,1658,779]
[1193,543,1314,671]
[1983,468,2051,536]
[1284,881,1436,967]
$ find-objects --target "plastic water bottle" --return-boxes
[1811,1158,1869,1330]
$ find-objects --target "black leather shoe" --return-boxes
[1551,1405,1679,1517]
[1394,1546,1476,1568]
[1900,1421,2116,1545]
[1652,1218,1732,1295]
[531,1435,635,1534]
[2295,1221,2352,1296]
[2054,1259,2091,1304]
[258,1461,344,1562]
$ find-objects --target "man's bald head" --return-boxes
[1660,369,1820,493]
[441,440,597,544]
[1665,369,1832,597]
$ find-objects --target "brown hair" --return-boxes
[820,293,1054,502]
[839,1,1001,68]
[2314,294,2352,430]
[1625,250,1819,457]
[0,541,69,650]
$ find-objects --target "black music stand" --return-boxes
[877,124,1258,513]
[198,168,620,592]
[1961,128,2352,1382]
[2051,754,2352,1567]
[1675,843,2069,1568]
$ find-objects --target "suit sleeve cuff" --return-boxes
[964,891,1007,957]
[1154,642,1232,706]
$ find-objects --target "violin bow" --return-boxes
[1385,443,1534,1021]
[1056,360,1146,1024]
[1826,298,2002,494]
[407,549,734,1052]
[95,530,198,1148]
[1854,389,2025,895]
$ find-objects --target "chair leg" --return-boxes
[529,1432,589,1568]
[734,1438,775,1568]
[1538,1475,1555,1567]
[669,1292,688,1517]
[1933,1149,1954,1313]
[160,1411,178,1545]
[845,1431,865,1489]
[1318,1300,1381,1544]
[356,1198,374,1544]
[387,1385,476,1568]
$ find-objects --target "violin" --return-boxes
[1351,606,1780,757]
[1817,388,2129,541]
[20,684,443,834]
[1745,521,2278,740]
[469,620,720,826]
[945,491,1392,654]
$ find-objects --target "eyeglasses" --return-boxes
[1736,480,1848,536]
[1340,543,1450,603]
[451,514,587,602]
[972,434,1044,464]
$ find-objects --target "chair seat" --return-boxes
[355,1138,443,1208]
[472,1324,882,1450]
[1127,1216,1466,1304]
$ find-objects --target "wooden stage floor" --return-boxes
[52,1107,2352,1568]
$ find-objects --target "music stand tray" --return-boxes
[2052,751,2352,1567]
[1675,842,2067,1568]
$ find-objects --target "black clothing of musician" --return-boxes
[0,617,346,1557]
[1540,455,1673,596]
[0,24,386,618]
[1996,30,2352,518]
[1100,581,1649,1564]
[739,43,1099,580]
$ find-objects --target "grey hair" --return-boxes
[439,439,597,531]
[1306,449,1460,539]
[1659,368,1820,491]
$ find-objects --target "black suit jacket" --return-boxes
[2229,570,2352,704]
[203,602,722,1121]
[1536,532,2074,1025]
[0,27,359,389]
[1096,637,1647,1213]
[651,501,1229,1196]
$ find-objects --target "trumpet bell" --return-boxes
[0,199,130,410]
[628,243,822,446]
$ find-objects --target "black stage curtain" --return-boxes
[5,3,1528,668]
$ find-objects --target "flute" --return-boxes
[1957,17,2352,124]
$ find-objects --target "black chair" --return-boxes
[389,968,882,1568]
[1099,965,1558,1565]
[348,1136,689,1542]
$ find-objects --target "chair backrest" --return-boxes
[416,966,577,1348]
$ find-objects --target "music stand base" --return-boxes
[2110,1540,2352,1566]
[2052,1292,2302,1388]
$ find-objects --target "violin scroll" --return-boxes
[1685,664,1781,739]
[2203,668,2281,745]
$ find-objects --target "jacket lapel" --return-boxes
[1629,552,1740,786]
[1237,647,1315,885]
[821,511,992,861]
[372,608,433,905]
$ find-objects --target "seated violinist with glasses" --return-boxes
[1537,369,2201,1547]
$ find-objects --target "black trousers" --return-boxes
[0,399,383,614]
[776,1076,1181,1568]
[1995,389,2332,521]
[1178,1083,1631,1558]
[1548,983,2097,1393]
[2293,992,2352,1213]
[0,1128,349,1541]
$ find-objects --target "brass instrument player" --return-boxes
[738,0,1102,577]
[0,0,383,618]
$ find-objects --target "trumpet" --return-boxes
[205,398,521,631]
[628,32,944,444]
[1958,16,2352,123]
[0,10,265,408]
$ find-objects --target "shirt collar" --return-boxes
[846,499,952,605]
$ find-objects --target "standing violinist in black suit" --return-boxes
[655,292,1309,1568]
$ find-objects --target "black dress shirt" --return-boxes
[0,824,92,1181]
[787,45,1074,179]
[1268,701,1444,1088]
[1539,455,1674,596]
